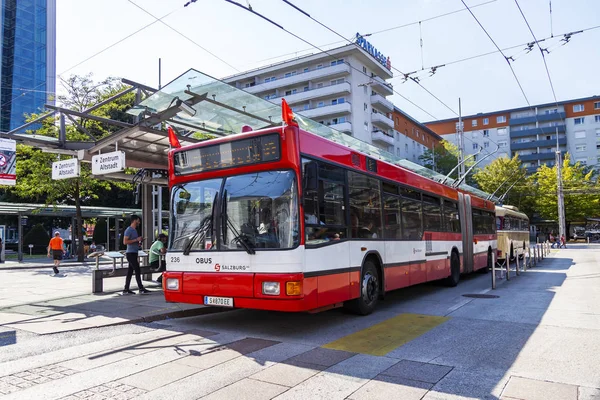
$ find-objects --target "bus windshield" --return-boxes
[170,170,299,252]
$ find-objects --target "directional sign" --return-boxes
[92,151,126,175]
[52,158,80,180]
[0,139,16,186]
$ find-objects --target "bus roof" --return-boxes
[495,205,529,220]
[132,68,498,203]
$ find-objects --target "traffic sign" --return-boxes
[92,151,126,175]
[52,159,80,180]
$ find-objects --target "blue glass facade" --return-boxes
[1,0,51,132]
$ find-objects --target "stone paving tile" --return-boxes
[579,386,600,400]
[285,347,355,368]
[501,376,578,400]
[250,360,325,387]
[117,361,200,391]
[0,364,79,395]
[380,359,453,384]
[348,375,433,400]
[61,381,148,400]
[200,378,289,400]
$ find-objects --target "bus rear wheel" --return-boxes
[445,252,460,287]
[346,259,380,316]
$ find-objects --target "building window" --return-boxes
[483,118,489,125]
[595,115,600,123]
[364,103,368,111]
[303,104,309,110]
[396,148,401,157]
[497,127,507,136]
[317,83,323,88]
[473,154,478,161]
[574,117,585,125]
[575,145,586,152]
[484,141,490,148]
[483,130,489,137]
[316,64,323,69]
[285,90,292,96]
[472,143,479,150]
[576,159,588,165]
[364,122,369,131]
[573,104,585,112]
[363,66,367,73]
[317,101,325,108]
[303,67,309,73]
[472,120,478,127]
[284,71,296,78]
[331,59,344,66]
[331,98,345,105]
[596,128,600,136]
[405,143,408,152]
[497,116,507,123]
[304,86,309,92]
[575,131,586,139]
[594,102,600,110]
[545,108,558,114]
[331,78,344,85]
[498,141,507,147]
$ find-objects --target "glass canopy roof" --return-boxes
[128,68,497,202]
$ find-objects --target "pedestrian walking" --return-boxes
[149,234,167,285]
[47,231,66,276]
[122,215,150,295]
[549,233,556,248]
[560,234,567,249]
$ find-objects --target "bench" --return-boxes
[89,250,157,294]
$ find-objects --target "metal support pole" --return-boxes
[556,128,566,241]
[71,216,77,258]
[115,218,120,251]
[506,252,510,281]
[106,217,110,251]
[491,251,496,289]
[17,213,23,262]
[516,250,520,276]
[141,184,153,250]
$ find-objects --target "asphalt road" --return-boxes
[1,244,599,400]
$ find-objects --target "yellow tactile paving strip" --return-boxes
[323,313,450,356]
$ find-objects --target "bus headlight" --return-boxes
[166,278,179,291]
[286,281,302,296]
[262,282,280,295]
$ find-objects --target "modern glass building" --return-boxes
[0,0,56,132]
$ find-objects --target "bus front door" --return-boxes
[458,193,474,273]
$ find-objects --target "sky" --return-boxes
[56,0,600,122]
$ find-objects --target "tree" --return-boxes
[535,154,600,232]
[8,74,135,261]
[419,140,477,186]
[473,154,536,218]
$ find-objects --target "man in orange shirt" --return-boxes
[47,231,66,275]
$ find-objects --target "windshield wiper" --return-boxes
[222,189,256,255]
[182,192,218,256]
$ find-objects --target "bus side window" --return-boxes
[422,195,442,232]
[400,188,422,240]
[443,200,460,233]
[348,171,382,239]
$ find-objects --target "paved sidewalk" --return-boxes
[0,264,212,335]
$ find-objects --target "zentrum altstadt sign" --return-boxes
[355,33,392,70]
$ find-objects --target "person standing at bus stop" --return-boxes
[47,231,66,276]
[149,234,167,285]
[122,215,150,295]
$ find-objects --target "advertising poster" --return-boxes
[0,139,16,186]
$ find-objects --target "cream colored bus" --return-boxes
[495,205,529,263]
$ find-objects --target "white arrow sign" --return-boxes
[92,151,126,175]
[52,158,80,180]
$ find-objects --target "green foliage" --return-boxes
[191,131,216,141]
[23,223,50,254]
[473,154,536,218]
[535,154,600,223]
[419,140,477,185]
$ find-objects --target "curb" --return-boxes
[0,262,115,271]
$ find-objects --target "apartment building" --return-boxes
[391,106,442,163]
[425,95,600,172]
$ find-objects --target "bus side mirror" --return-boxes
[303,162,318,191]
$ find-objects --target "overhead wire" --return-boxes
[223,0,439,119]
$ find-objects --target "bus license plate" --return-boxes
[204,296,234,308]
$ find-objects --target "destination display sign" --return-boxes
[92,151,126,175]
[173,133,280,175]
[52,158,80,180]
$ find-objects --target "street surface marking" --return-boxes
[323,313,449,356]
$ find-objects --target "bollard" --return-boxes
[506,252,510,281]
[515,249,520,276]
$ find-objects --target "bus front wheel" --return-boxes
[346,259,380,316]
[445,252,460,287]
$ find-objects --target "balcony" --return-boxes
[510,124,566,138]
[371,93,393,113]
[242,63,351,95]
[298,102,352,119]
[278,82,351,105]
[330,121,352,133]
[371,112,394,130]
[511,137,567,151]
[510,111,566,125]
[371,76,393,96]
[518,151,566,162]
[372,130,394,146]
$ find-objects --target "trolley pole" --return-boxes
[456,98,465,182]
[556,128,566,240]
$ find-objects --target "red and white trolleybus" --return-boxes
[160,71,497,315]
